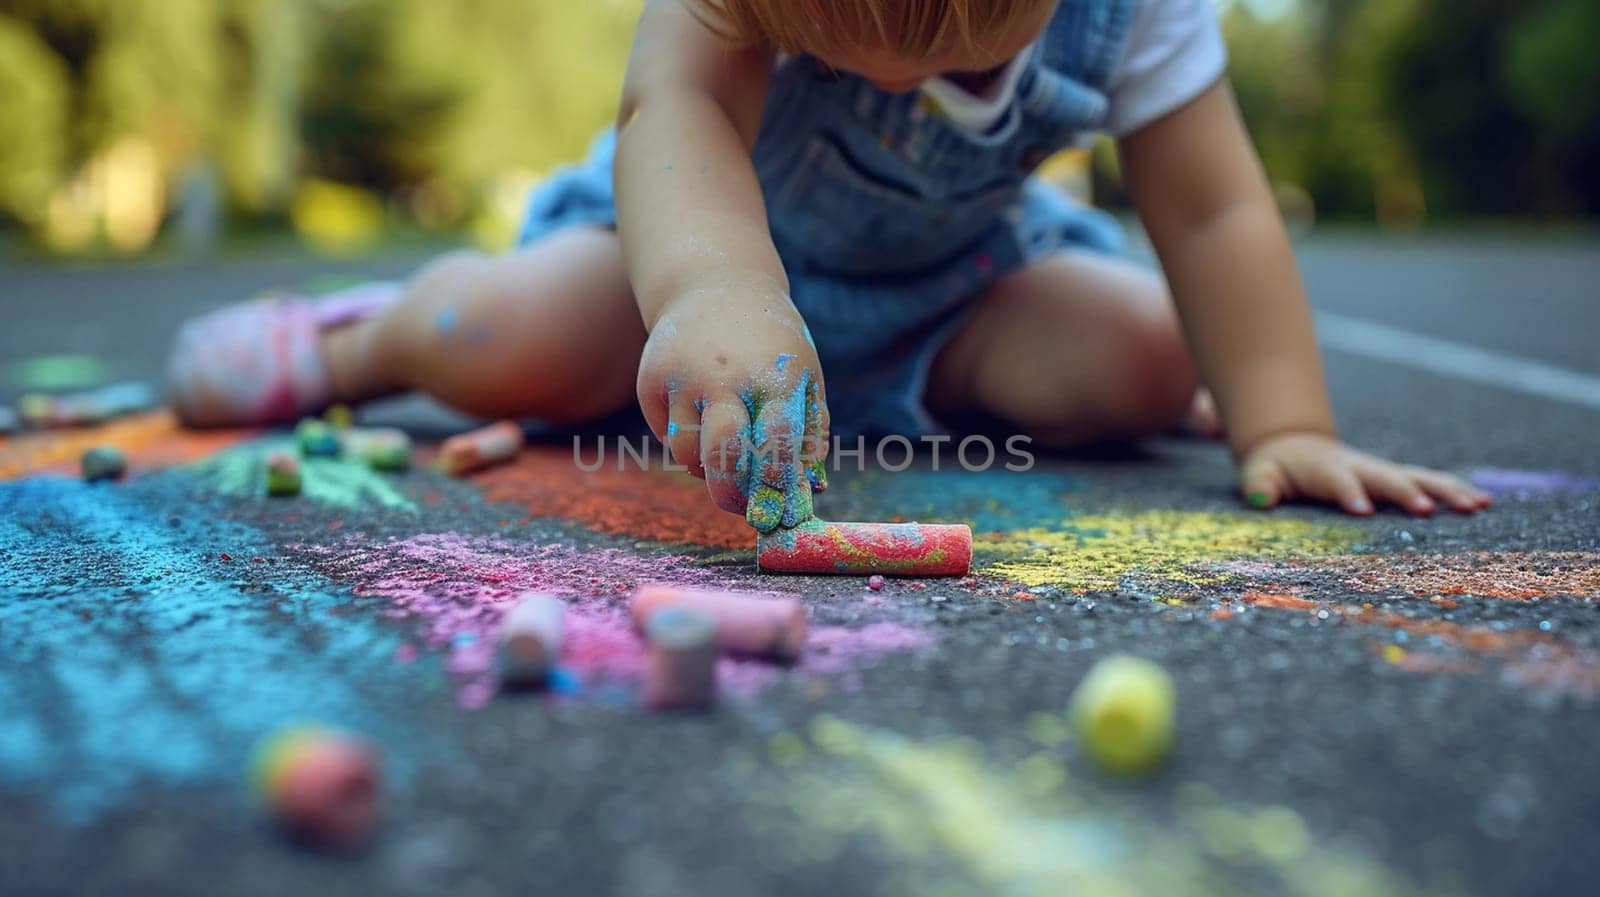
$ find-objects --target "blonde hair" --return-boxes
[692,0,1052,66]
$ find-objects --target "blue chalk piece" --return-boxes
[547,667,581,695]
[435,308,459,334]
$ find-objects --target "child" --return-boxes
[168,0,1491,530]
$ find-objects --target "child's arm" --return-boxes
[1119,80,1489,516]
[615,0,828,530]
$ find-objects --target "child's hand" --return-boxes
[637,290,829,532]
[1238,432,1491,517]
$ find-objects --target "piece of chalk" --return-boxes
[51,394,108,427]
[1068,654,1176,777]
[867,574,886,591]
[80,446,127,482]
[438,420,523,476]
[295,418,342,457]
[18,393,55,428]
[644,607,718,710]
[631,585,806,661]
[324,404,354,429]
[266,451,302,496]
[89,381,156,418]
[757,519,972,577]
[250,725,380,847]
[498,593,565,688]
[345,427,411,472]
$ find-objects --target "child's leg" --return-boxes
[926,251,1201,446]
[323,228,645,422]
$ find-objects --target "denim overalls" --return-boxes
[519,0,1138,437]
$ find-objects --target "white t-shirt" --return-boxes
[919,0,1227,136]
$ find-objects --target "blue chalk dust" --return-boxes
[0,477,447,822]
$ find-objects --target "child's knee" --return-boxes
[1110,303,1197,425]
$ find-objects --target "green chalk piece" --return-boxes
[17,393,55,427]
[5,354,109,390]
[350,428,411,472]
[81,446,127,482]
[1069,654,1176,777]
[295,419,342,457]
[265,452,303,496]
[1247,491,1272,509]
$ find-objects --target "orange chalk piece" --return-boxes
[250,726,380,848]
[438,420,523,476]
[631,585,806,662]
[644,607,717,710]
[756,519,972,577]
[498,593,565,688]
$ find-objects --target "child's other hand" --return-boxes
[637,291,829,532]
[1238,432,1491,517]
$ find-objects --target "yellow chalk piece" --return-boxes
[1069,654,1176,777]
[1383,644,1406,664]
[324,404,354,429]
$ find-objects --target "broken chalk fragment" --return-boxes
[498,593,565,688]
[324,404,354,429]
[757,519,972,577]
[867,574,886,591]
[1069,654,1176,777]
[631,584,806,662]
[80,446,127,482]
[265,451,303,496]
[295,418,342,457]
[644,607,718,710]
[438,420,523,476]
[17,393,55,428]
[250,725,381,848]
[345,427,411,472]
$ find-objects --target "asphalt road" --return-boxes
[1,231,1597,897]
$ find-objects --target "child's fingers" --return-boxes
[699,399,752,515]
[665,388,706,479]
[801,372,830,495]
[1303,464,1373,516]
[1357,462,1435,517]
[747,381,812,531]
[1239,455,1289,510]
[1404,466,1493,513]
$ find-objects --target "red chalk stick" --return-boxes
[631,585,806,662]
[438,420,523,476]
[756,519,972,577]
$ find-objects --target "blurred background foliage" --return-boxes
[0,0,1594,257]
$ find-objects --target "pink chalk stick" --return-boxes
[438,420,523,476]
[756,519,973,577]
[631,585,806,662]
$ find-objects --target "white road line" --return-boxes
[1314,311,1600,412]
